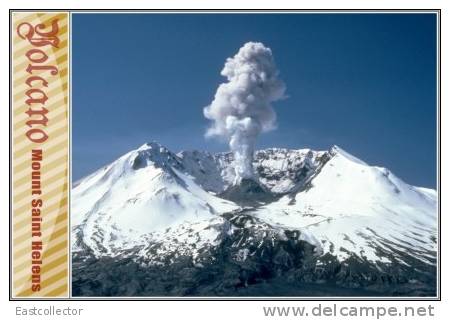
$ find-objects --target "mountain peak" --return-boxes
[329,145,367,165]
[131,142,179,171]
[137,141,167,151]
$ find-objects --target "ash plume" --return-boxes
[204,42,286,184]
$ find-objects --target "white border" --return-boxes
[1,4,446,319]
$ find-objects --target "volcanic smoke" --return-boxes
[204,42,286,184]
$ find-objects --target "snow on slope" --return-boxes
[72,142,437,269]
[72,142,238,255]
[253,146,437,264]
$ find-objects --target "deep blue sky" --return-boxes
[72,13,437,187]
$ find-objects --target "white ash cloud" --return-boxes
[204,42,286,183]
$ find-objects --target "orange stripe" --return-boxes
[14,197,67,231]
[13,177,68,222]
[12,12,69,298]
[17,269,67,296]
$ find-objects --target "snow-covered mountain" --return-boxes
[72,142,437,296]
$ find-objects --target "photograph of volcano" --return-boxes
[71,12,439,297]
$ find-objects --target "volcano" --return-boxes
[71,142,437,297]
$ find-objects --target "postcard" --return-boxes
[10,10,440,301]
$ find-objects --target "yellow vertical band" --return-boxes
[12,12,69,298]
